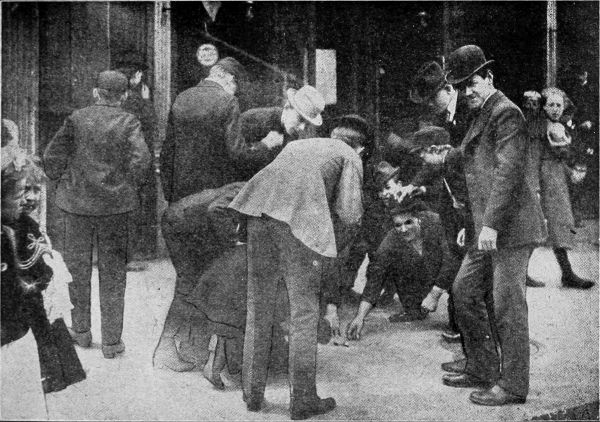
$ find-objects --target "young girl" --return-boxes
[527,87,594,289]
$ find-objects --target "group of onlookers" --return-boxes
[1,41,597,420]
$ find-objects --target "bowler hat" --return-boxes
[446,45,494,85]
[96,70,128,94]
[408,126,451,153]
[335,114,373,144]
[374,161,401,188]
[214,57,246,80]
[286,86,325,127]
[409,61,447,104]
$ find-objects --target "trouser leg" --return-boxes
[278,224,322,401]
[452,249,499,382]
[63,213,94,334]
[493,247,531,398]
[97,213,129,346]
[160,200,218,339]
[243,217,280,402]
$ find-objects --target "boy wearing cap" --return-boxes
[346,197,454,338]
[44,70,151,359]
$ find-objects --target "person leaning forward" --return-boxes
[160,57,284,204]
[421,45,546,406]
[228,122,366,420]
[151,85,325,373]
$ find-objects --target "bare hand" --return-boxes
[456,228,466,247]
[580,121,593,131]
[324,305,341,337]
[421,286,444,313]
[477,226,497,251]
[141,83,151,100]
[406,184,426,198]
[346,316,364,340]
[261,131,284,149]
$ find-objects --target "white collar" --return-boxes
[446,90,458,122]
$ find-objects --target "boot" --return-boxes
[68,328,92,348]
[152,336,195,371]
[290,396,336,420]
[202,335,226,389]
[555,248,595,289]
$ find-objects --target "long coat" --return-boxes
[160,80,271,203]
[528,117,577,248]
[445,90,546,249]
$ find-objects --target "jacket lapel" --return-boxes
[461,91,503,149]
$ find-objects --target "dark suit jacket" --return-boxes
[160,80,271,203]
[236,106,288,181]
[361,211,454,305]
[44,103,151,215]
[445,90,546,249]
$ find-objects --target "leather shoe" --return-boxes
[442,372,491,389]
[290,397,336,420]
[526,276,546,288]
[562,274,595,289]
[469,385,526,406]
[244,395,263,412]
[441,358,466,373]
[102,340,125,359]
[68,328,92,348]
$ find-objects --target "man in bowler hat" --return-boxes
[409,61,470,145]
[422,45,546,405]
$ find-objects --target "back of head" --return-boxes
[210,57,245,81]
[331,114,374,160]
[96,70,129,102]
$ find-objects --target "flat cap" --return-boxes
[214,57,246,80]
[96,70,128,94]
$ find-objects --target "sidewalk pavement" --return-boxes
[43,220,599,421]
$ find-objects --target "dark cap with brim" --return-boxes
[335,114,374,144]
[214,57,246,80]
[96,70,128,94]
